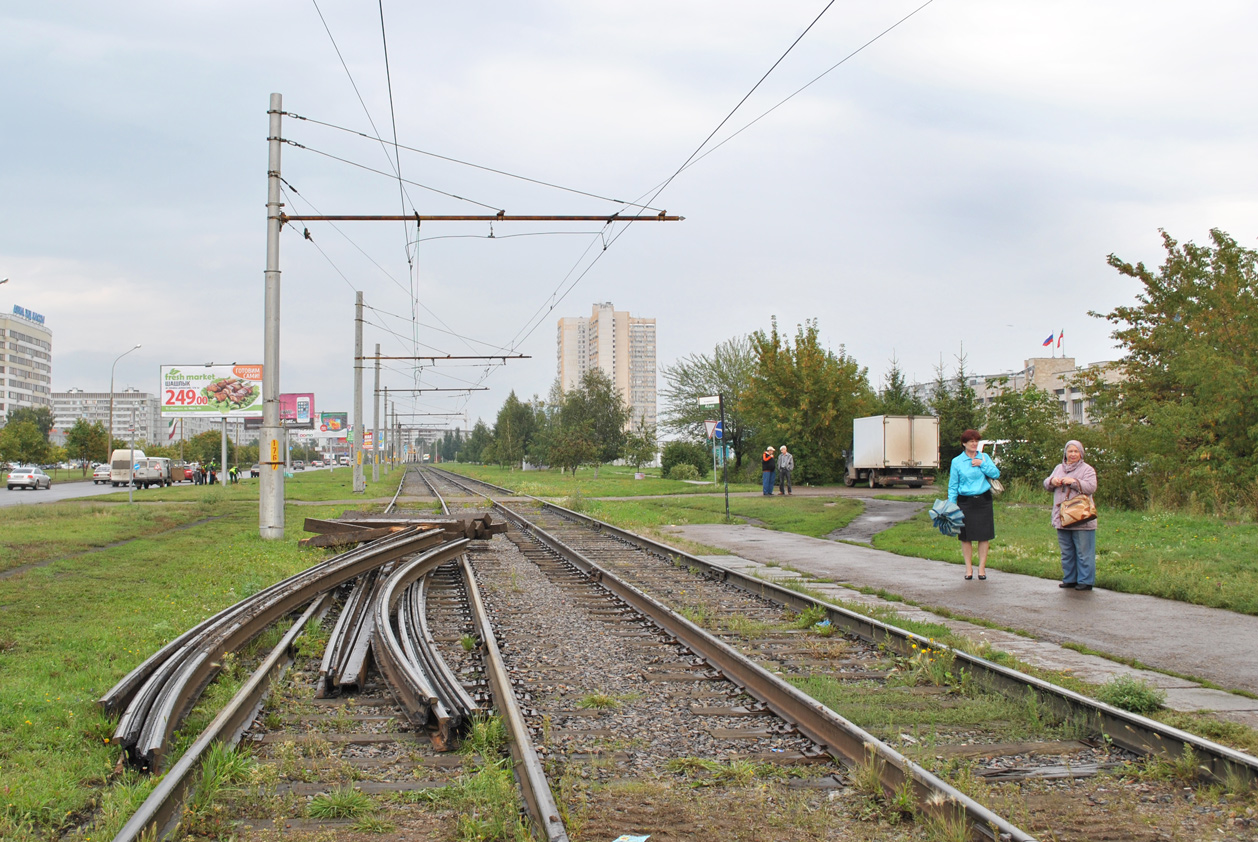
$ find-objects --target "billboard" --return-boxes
[319,412,348,433]
[161,364,263,417]
[280,393,315,429]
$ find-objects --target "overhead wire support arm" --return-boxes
[374,387,489,393]
[282,213,683,223]
[360,355,531,362]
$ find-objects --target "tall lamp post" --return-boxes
[108,344,142,464]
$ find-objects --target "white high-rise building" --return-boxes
[557,302,656,431]
[0,305,54,421]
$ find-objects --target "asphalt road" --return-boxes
[0,479,142,508]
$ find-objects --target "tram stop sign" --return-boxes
[714,420,723,439]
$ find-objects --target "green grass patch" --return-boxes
[0,501,219,574]
[439,461,761,498]
[83,464,411,504]
[0,500,346,841]
[587,495,863,538]
[873,504,1258,615]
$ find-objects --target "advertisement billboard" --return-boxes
[319,412,348,433]
[161,364,263,417]
[280,393,315,429]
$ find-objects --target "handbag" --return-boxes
[988,477,1004,495]
[1059,493,1097,527]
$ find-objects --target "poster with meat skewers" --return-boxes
[160,364,264,417]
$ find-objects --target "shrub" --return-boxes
[661,440,710,479]
[1094,674,1165,714]
[669,463,701,481]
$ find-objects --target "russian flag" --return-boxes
[1042,333,1054,347]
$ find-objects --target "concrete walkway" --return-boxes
[667,523,1258,728]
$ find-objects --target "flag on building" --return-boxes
[1042,333,1054,346]
[168,419,178,441]
[1057,330,1064,348]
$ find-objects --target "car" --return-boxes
[93,464,112,484]
[8,467,52,490]
[250,464,261,478]
[311,460,324,468]
[293,460,305,470]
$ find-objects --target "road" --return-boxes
[0,480,138,508]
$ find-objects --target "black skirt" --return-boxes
[956,491,995,543]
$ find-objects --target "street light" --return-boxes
[108,344,142,464]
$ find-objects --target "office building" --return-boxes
[1,305,54,420]
[557,302,657,431]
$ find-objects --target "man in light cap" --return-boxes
[777,445,794,495]
[761,446,777,496]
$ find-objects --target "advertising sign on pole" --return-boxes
[279,393,315,429]
[319,412,348,433]
[160,364,263,417]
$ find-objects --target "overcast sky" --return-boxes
[4,1,1256,435]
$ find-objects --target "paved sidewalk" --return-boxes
[667,524,1258,728]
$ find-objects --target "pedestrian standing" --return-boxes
[947,429,1000,580]
[208,464,217,485]
[761,446,777,496]
[1044,440,1098,591]
[194,465,203,485]
[777,445,794,495]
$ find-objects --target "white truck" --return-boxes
[844,415,939,488]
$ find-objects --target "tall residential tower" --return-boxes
[557,302,656,431]
[0,305,54,421]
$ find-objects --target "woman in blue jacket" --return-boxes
[948,429,1001,580]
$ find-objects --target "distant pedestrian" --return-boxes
[947,429,1000,580]
[1044,440,1098,591]
[777,445,794,495]
[229,465,239,484]
[208,464,217,485]
[193,466,203,485]
[761,446,777,496]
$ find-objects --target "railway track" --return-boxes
[103,466,1258,842]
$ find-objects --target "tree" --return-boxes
[460,420,493,463]
[742,318,873,485]
[660,336,756,470]
[873,356,928,416]
[65,419,110,467]
[930,352,986,466]
[185,430,225,466]
[661,440,709,479]
[6,406,54,440]
[0,420,50,466]
[982,382,1065,481]
[1089,228,1258,506]
[492,391,536,468]
[554,369,630,477]
[623,414,658,471]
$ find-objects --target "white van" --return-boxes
[110,449,147,487]
[135,457,173,488]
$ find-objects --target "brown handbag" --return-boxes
[1059,493,1097,527]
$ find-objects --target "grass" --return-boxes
[0,501,220,574]
[586,494,863,538]
[83,463,411,504]
[873,502,1258,615]
[0,499,346,842]
[438,461,761,498]
[418,715,532,842]
[1094,674,1167,714]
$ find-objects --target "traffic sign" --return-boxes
[714,420,723,440]
[704,420,718,438]
[698,395,720,406]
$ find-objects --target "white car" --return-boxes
[8,467,52,490]
[93,464,112,484]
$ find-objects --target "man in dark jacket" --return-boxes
[761,446,776,496]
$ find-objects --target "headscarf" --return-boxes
[1060,440,1087,475]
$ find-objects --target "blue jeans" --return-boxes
[762,470,775,495]
[1058,528,1096,586]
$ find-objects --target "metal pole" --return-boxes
[372,343,380,483]
[353,291,365,493]
[260,92,285,538]
[720,394,730,522]
[108,345,141,465]
[128,407,136,504]
[220,417,228,487]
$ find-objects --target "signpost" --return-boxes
[699,396,730,521]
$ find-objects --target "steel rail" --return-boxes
[412,573,478,716]
[372,539,471,749]
[459,552,570,842]
[427,465,1258,788]
[108,528,448,767]
[317,573,372,695]
[531,498,1258,787]
[112,593,333,842]
[415,467,444,506]
[494,500,1030,842]
[385,467,410,514]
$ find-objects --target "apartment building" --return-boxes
[52,388,162,445]
[557,302,657,431]
[0,305,54,420]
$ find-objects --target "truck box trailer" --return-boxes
[845,415,939,488]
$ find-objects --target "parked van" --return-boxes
[135,457,173,488]
[110,449,146,487]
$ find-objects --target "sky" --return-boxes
[3,1,1257,437]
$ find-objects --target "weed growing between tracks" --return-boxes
[0,500,347,842]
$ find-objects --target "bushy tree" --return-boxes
[492,391,536,468]
[873,356,928,416]
[742,318,873,485]
[982,382,1065,481]
[6,406,54,440]
[0,420,49,465]
[661,440,710,479]
[460,420,493,463]
[65,419,110,467]
[660,336,756,470]
[1089,228,1258,507]
[930,352,986,466]
[623,414,658,471]
[555,369,629,477]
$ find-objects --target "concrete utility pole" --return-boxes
[372,342,380,483]
[260,92,285,539]
[353,291,365,493]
